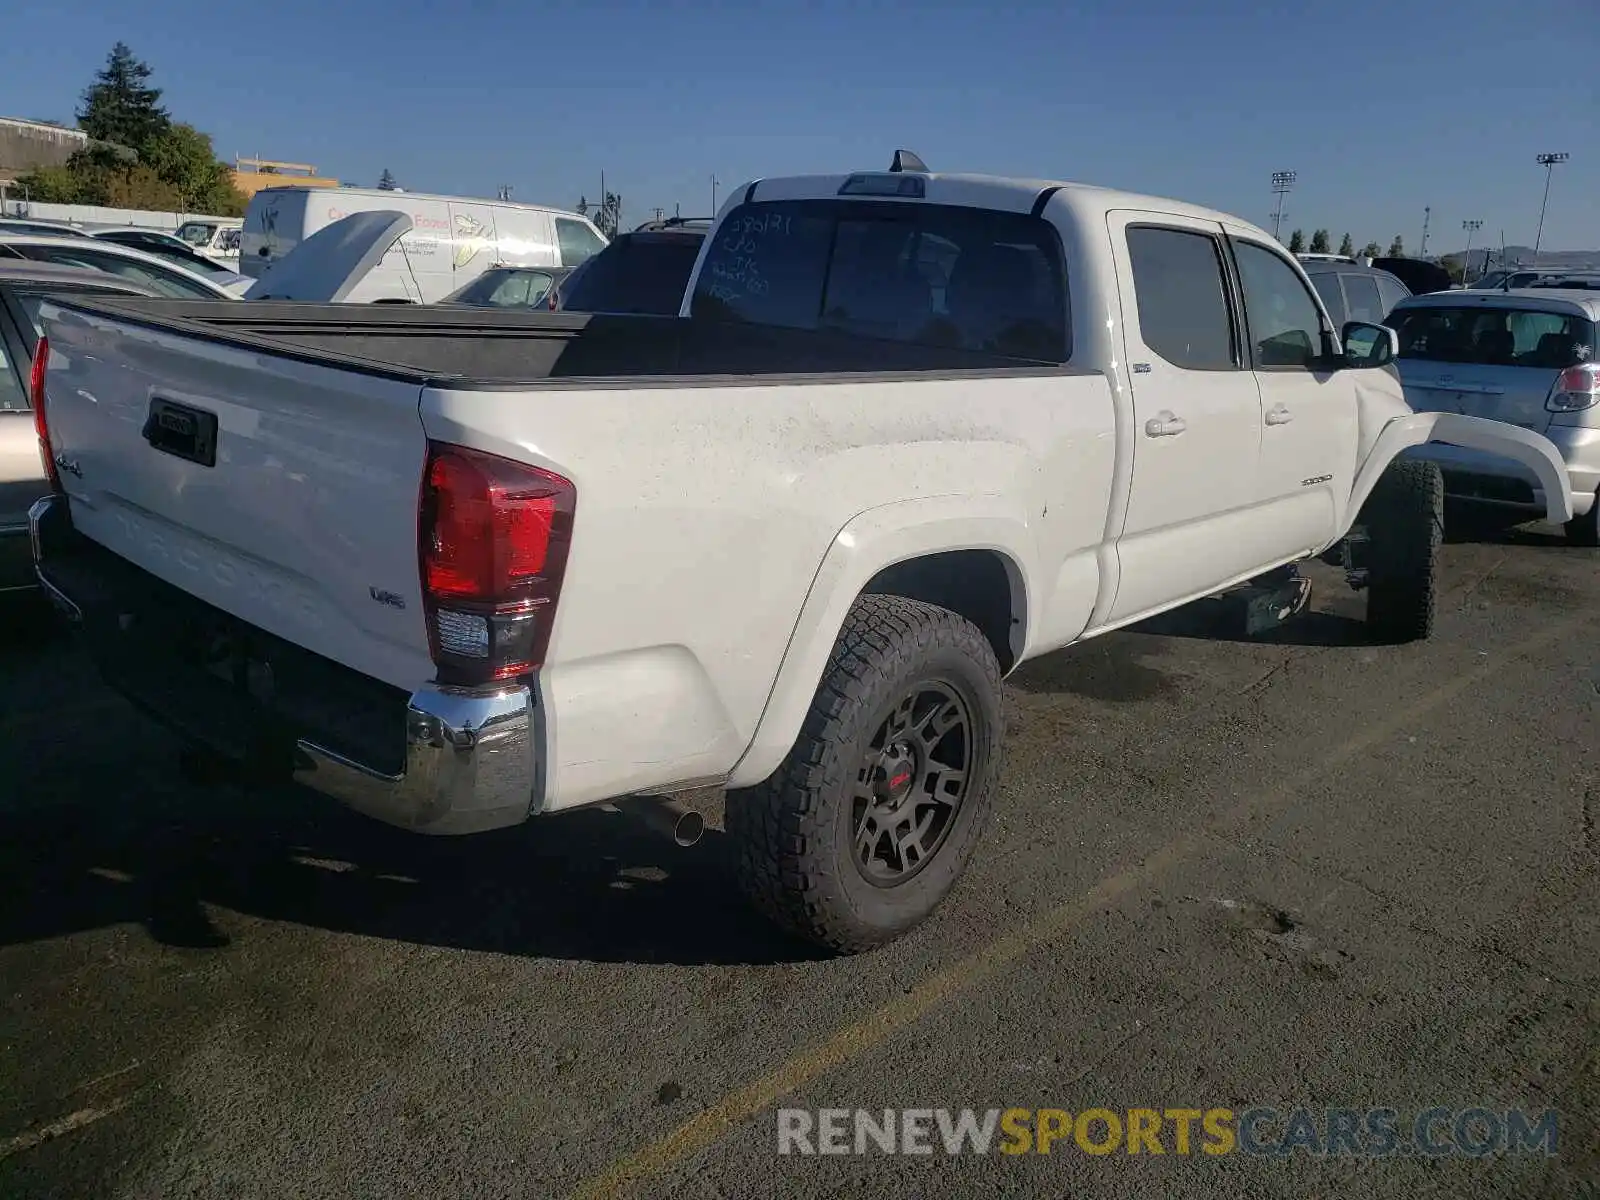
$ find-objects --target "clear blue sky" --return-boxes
[3,0,1595,252]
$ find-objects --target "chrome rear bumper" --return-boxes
[30,494,540,835]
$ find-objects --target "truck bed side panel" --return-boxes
[423,372,1116,809]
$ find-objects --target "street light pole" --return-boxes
[1270,171,1296,242]
[1461,219,1482,285]
[1533,152,1569,260]
[711,175,720,217]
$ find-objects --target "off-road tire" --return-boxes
[726,595,1004,954]
[1564,488,1600,547]
[1364,459,1444,643]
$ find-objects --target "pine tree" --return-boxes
[377,168,398,191]
[1288,229,1306,253]
[1360,242,1382,259]
[1387,236,1404,257]
[1338,233,1354,257]
[77,42,170,156]
[1310,229,1331,253]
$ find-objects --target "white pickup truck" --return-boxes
[27,154,1574,953]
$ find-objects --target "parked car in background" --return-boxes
[1466,268,1548,291]
[440,265,573,310]
[0,218,91,239]
[1372,257,1453,296]
[1390,288,1600,543]
[0,235,239,300]
[90,228,254,294]
[1301,259,1411,327]
[1531,272,1600,292]
[173,218,243,266]
[241,186,608,303]
[555,217,708,315]
[0,262,160,595]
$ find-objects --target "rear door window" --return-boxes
[1375,274,1410,317]
[1308,273,1346,326]
[1125,226,1237,370]
[692,200,1069,361]
[1340,273,1384,323]
[1388,306,1596,368]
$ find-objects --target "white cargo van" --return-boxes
[239,186,609,303]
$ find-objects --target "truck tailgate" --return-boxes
[39,302,435,691]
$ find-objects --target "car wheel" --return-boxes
[1364,460,1444,643]
[726,594,1003,954]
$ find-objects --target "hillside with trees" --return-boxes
[14,43,246,216]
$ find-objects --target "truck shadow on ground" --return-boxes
[1010,587,1374,704]
[0,755,827,968]
[1443,502,1568,548]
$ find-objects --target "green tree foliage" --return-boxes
[1387,235,1404,257]
[15,43,246,216]
[1309,229,1331,253]
[1338,233,1354,256]
[1360,241,1382,259]
[1287,229,1306,253]
[378,168,398,191]
[77,41,170,154]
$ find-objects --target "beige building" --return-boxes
[231,156,340,199]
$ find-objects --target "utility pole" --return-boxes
[711,175,720,217]
[1533,152,1569,260]
[1270,171,1296,241]
[1419,206,1431,257]
[1461,219,1482,284]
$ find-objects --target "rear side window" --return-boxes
[1375,274,1410,317]
[1125,226,1236,371]
[692,200,1069,362]
[1389,306,1596,368]
[559,235,704,315]
[1309,273,1347,326]
[449,269,554,308]
[1340,273,1384,323]
[555,218,607,266]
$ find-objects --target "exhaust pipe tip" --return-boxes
[615,796,705,848]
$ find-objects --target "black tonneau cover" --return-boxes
[41,296,1085,388]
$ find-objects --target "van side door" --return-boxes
[1226,232,1355,556]
[1103,210,1263,623]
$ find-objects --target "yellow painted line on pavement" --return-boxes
[0,1098,132,1162]
[568,611,1589,1200]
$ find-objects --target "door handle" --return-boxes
[1265,405,1293,426]
[1144,411,1187,438]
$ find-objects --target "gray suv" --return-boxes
[1389,289,1600,542]
[1301,260,1411,327]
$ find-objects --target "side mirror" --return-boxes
[1342,320,1398,369]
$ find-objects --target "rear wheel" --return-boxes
[1564,489,1600,546]
[1363,460,1444,643]
[726,595,1004,954]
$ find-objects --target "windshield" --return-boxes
[559,234,703,315]
[1390,305,1596,368]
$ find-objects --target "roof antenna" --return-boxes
[889,149,928,174]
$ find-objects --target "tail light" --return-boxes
[30,336,62,494]
[418,442,576,687]
[1546,363,1600,413]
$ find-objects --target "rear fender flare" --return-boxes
[725,495,1036,790]
[1348,412,1574,527]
